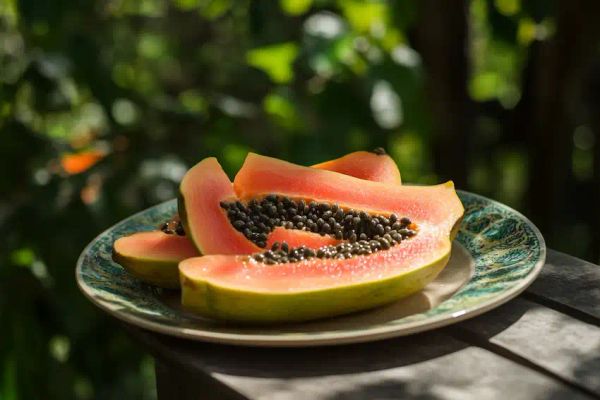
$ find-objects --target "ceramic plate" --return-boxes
[76,191,545,347]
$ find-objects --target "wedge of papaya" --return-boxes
[113,231,199,289]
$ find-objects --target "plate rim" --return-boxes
[76,190,546,347]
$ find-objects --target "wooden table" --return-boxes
[128,250,600,399]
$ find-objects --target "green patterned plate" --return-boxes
[76,191,545,347]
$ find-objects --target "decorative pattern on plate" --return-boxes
[76,191,545,346]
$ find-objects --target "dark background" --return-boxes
[2,0,600,398]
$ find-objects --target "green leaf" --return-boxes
[10,248,35,266]
[390,131,435,183]
[280,0,312,15]
[223,143,250,172]
[246,42,299,83]
[49,335,71,363]
[338,0,388,34]
[199,0,232,20]
[73,377,94,400]
[517,17,536,45]
[172,0,202,10]
[179,90,207,113]
[263,93,300,130]
[494,0,520,16]
[137,33,168,59]
[1,354,17,400]
[0,0,19,28]
[114,0,166,17]
[469,71,499,101]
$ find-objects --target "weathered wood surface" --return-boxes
[129,250,600,400]
[455,297,600,395]
[527,250,600,320]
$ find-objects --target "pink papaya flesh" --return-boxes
[234,154,460,229]
[312,150,401,185]
[179,154,463,322]
[179,157,261,255]
[266,227,339,249]
[112,231,199,289]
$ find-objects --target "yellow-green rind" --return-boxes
[450,215,463,242]
[177,192,201,254]
[180,248,451,323]
[112,250,180,289]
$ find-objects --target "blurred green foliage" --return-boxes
[1,0,599,398]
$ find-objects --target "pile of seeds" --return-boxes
[160,217,185,236]
[220,195,415,248]
[252,227,416,264]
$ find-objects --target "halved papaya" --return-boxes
[179,154,463,322]
[114,150,401,288]
[112,231,199,288]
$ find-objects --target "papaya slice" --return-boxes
[234,154,449,220]
[179,157,262,255]
[179,154,463,323]
[112,231,199,288]
[312,149,401,185]
[114,150,401,288]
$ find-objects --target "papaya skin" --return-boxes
[179,248,450,323]
[177,192,193,252]
[112,231,199,289]
[112,250,181,289]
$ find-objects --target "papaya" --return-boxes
[112,231,199,289]
[113,151,401,288]
[179,150,403,254]
[179,153,463,322]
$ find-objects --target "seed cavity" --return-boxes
[221,196,418,265]
[251,222,415,264]
[221,196,415,252]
